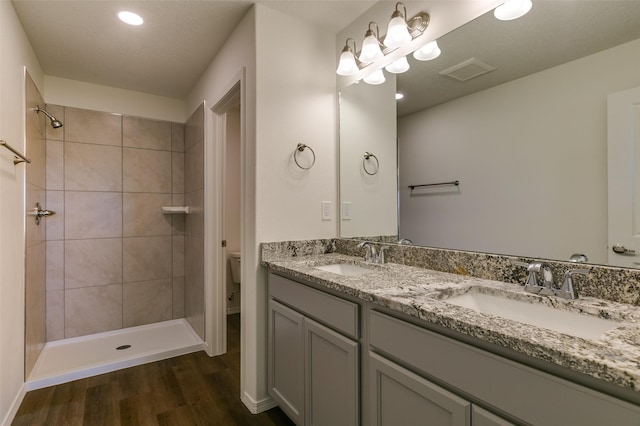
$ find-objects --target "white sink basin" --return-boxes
[444,292,619,340]
[314,263,374,276]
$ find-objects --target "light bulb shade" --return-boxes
[413,40,441,61]
[385,56,410,74]
[336,50,359,75]
[363,69,386,85]
[384,16,412,48]
[494,0,532,21]
[359,34,384,64]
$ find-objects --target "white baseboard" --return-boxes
[2,384,26,426]
[241,391,277,414]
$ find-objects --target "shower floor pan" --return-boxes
[26,319,204,390]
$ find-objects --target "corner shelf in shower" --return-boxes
[161,206,190,214]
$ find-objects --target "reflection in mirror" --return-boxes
[339,78,397,239]
[339,1,640,267]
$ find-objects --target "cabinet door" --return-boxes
[268,300,305,425]
[369,352,471,426]
[304,317,359,426]
[472,406,515,426]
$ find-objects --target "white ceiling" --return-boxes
[11,0,376,99]
[397,1,640,117]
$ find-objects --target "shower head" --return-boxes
[35,106,63,129]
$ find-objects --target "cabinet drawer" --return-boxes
[369,310,640,426]
[269,272,359,338]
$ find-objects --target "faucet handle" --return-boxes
[558,268,591,299]
[511,260,554,291]
[378,246,390,264]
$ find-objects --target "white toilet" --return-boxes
[229,251,241,284]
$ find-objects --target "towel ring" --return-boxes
[363,152,379,175]
[294,143,315,170]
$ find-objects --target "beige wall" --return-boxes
[398,38,640,264]
[44,76,186,123]
[0,0,43,423]
[44,105,186,340]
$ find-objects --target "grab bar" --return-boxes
[409,180,459,190]
[1,140,31,164]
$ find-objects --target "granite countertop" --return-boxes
[263,253,640,394]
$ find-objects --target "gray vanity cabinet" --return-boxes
[268,299,305,425]
[369,352,472,425]
[268,272,359,426]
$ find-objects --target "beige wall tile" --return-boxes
[185,190,204,239]
[123,193,172,237]
[172,152,184,194]
[25,242,46,376]
[65,107,122,146]
[65,284,123,338]
[173,277,185,319]
[123,279,172,327]
[123,236,172,283]
[46,240,64,291]
[172,122,185,152]
[46,290,65,342]
[65,142,122,191]
[65,192,122,239]
[184,235,204,339]
[46,140,64,190]
[44,104,64,141]
[26,184,46,248]
[184,104,204,152]
[173,236,184,277]
[123,148,171,193]
[171,194,185,235]
[26,136,46,189]
[184,141,204,193]
[123,116,172,151]
[65,238,122,288]
[45,191,64,241]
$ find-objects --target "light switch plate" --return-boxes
[342,202,352,220]
[321,201,332,221]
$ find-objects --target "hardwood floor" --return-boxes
[13,314,295,426]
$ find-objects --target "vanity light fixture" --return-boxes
[363,69,386,85]
[385,56,410,74]
[494,0,532,21]
[413,40,441,61]
[336,2,430,82]
[118,11,144,26]
[336,38,360,76]
[359,22,384,64]
[384,2,413,48]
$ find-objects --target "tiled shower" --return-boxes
[43,104,204,342]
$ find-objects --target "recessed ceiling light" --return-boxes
[396,93,405,100]
[118,11,144,26]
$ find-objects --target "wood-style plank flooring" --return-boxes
[13,314,294,426]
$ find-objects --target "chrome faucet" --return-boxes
[398,238,413,245]
[357,241,377,263]
[558,268,591,299]
[512,260,590,299]
[357,242,389,264]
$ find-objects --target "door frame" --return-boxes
[204,70,245,356]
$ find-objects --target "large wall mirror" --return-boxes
[339,1,640,267]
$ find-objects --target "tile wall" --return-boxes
[184,104,205,339]
[45,105,186,340]
[25,73,47,377]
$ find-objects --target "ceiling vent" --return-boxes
[439,58,496,82]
